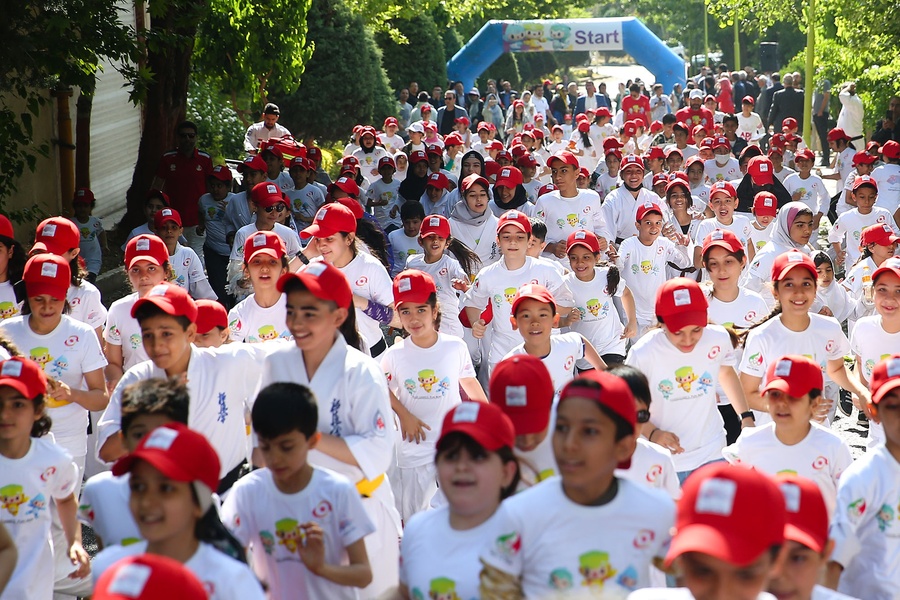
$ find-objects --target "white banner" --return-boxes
[501,19,625,53]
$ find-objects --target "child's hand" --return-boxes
[297,522,325,575]
[596,236,609,252]
[399,410,431,443]
[834,250,845,266]
[567,308,583,324]
[818,306,833,317]
[389,207,399,218]
[813,397,833,423]
[621,320,637,339]
[68,541,91,579]
[792,191,802,201]
[605,244,618,262]
[550,241,567,258]
[651,430,684,454]
[451,278,469,292]
[472,318,487,339]
[47,379,72,405]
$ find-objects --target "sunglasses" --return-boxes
[637,409,651,424]
[264,203,287,213]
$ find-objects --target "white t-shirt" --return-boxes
[849,315,898,448]
[827,208,897,265]
[104,292,149,371]
[829,445,900,600]
[68,280,108,331]
[365,179,401,229]
[534,190,606,257]
[617,237,692,327]
[169,243,216,300]
[72,215,104,274]
[449,212,500,268]
[723,422,853,515]
[707,289,768,404]
[352,147,389,184]
[464,257,572,367]
[0,280,21,321]
[811,585,859,599]
[481,478,675,597]
[405,254,467,338]
[871,163,900,215]
[98,344,272,476]
[92,541,265,600]
[0,437,78,600]
[600,187,670,242]
[378,133,404,155]
[386,229,422,277]
[736,112,765,142]
[784,173,831,214]
[286,184,326,225]
[78,471,141,547]
[221,467,374,600]
[267,170,295,192]
[747,220,775,253]
[597,172,622,200]
[565,267,627,359]
[703,158,741,184]
[381,334,474,467]
[515,422,558,489]
[630,590,777,599]
[228,294,292,344]
[231,223,302,262]
[626,326,735,471]
[615,438,681,500]
[401,505,506,600]
[834,147,858,215]
[774,165,797,183]
[0,315,107,457]
[692,215,754,252]
[338,252,394,351]
[505,332,584,396]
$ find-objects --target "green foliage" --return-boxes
[273,0,395,143]
[481,53,521,91]
[376,15,447,92]
[194,0,314,122]
[187,78,245,161]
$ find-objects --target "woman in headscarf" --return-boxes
[398,149,430,204]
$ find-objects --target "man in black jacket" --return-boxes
[768,74,805,135]
[436,91,468,136]
[757,73,782,130]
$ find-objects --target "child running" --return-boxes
[227,230,292,343]
[153,208,217,300]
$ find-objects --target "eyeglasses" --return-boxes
[264,203,287,213]
[637,409,651,424]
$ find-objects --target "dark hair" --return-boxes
[0,333,20,358]
[145,190,170,207]
[662,113,677,125]
[177,120,198,134]
[400,201,426,222]
[27,393,52,437]
[194,495,247,564]
[244,255,290,272]
[0,235,26,285]
[133,303,193,330]
[353,222,390,269]
[446,236,480,277]
[529,218,547,242]
[701,245,746,266]
[435,432,520,500]
[580,129,592,148]
[607,364,651,407]
[811,250,833,269]
[253,382,318,440]
[120,377,190,434]
[722,113,738,125]
[605,265,621,297]
[562,378,633,440]
[281,277,365,351]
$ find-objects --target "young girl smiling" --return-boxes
[227,231,291,344]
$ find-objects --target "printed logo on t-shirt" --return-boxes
[577,551,617,588]
[0,301,18,320]
[275,518,305,553]
[406,369,450,396]
[424,577,459,600]
[646,464,663,483]
[633,260,658,276]
[847,498,866,523]
[876,505,895,532]
[1,484,29,516]
[812,456,829,470]
[493,531,522,559]
[557,214,587,229]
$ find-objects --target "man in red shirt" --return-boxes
[675,89,715,130]
[151,120,213,267]
[620,82,651,127]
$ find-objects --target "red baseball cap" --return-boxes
[437,401,515,452]
[23,254,70,301]
[0,215,13,240]
[378,155,396,170]
[290,156,309,171]
[94,554,207,600]
[460,173,489,194]
[655,277,708,332]
[665,179,690,196]
[153,207,182,229]
[32,217,80,256]
[595,106,612,118]
[243,230,286,263]
[701,229,744,257]
[426,144,443,157]
[649,120,664,133]
[576,121,590,133]
[769,133,787,148]
[672,122,690,135]
[665,147,684,159]
[873,257,900,284]
[762,355,824,398]
[511,283,555,315]
[194,299,228,335]
[444,133,465,147]
[409,150,428,164]
[477,122,492,132]
[277,261,352,309]
[578,167,591,180]
[852,151,877,166]
[852,174,878,192]
[870,354,900,404]
[237,155,267,173]
[776,474,829,554]
[516,154,537,169]
[383,116,398,128]
[420,215,451,239]
[208,164,233,183]
[782,117,798,131]
[334,197,364,220]
[742,95,755,105]
[652,173,669,187]
[692,125,708,138]
[341,156,359,168]
[250,182,284,208]
[712,136,731,151]
[709,181,737,199]
[131,282,199,323]
[621,154,645,172]
[306,146,322,163]
[261,143,284,159]
[753,192,778,217]
[794,148,815,162]
[767,146,784,157]
[747,156,775,186]
[488,140,504,151]
[645,146,666,161]
[700,137,715,150]
[548,151,579,169]
[667,463,785,567]
[495,166,523,189]
[603,138,623,152]
[421,104,433,113]
[73,188,95,204]
[559,370,637,467]
[425,172,450,190]
[0,357,48,399]
[883,140,900,160]
[113,423,220,493]
[328,176,360,199]
[490,355,554,435]
[827,127,850,142]
[771,250,818,282]
[866,141,881,152]
[538,183,557,197]
[567,229,601,254]
[301,203,357,239]
[484,161,501,181]
[622,121,637,137]
[125,234,169,269]
[496,209,532,234]
[636,201,663,222]
[860,223,900,247]
[392,269,436,306]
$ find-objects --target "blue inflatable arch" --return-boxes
[447,18,686,94]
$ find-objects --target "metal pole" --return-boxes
[803,0,815,145]
[733,20,741,70]
[704,0,710,67]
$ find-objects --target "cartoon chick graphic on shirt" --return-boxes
[675,366,698,392]
[579,550,617,588]
[275,518,305,554]
[0,484,28,516]
[418,369,438,393]
[257,325,278,342]
[428,577,460,600]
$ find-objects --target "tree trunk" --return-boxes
[118,0,205,233]
[75,75,95,189]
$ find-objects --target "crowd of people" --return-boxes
[1,64,900,600]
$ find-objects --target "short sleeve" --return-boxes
[826,328,851,361]
[82,287,109,329]
[228,305,247,343]
[457,341,476,379]
[220,482,252,547]
[739,330,767,378]
[104,306,123,345]
[479,503,524,577]
[50,456,79,500]
[380,349,400,396]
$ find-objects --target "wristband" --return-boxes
[648,428,659,442]
[297,251,310,265]
[740,411,755,421]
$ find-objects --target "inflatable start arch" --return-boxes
[447,18,687,93]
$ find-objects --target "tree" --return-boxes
[376,15,447,93]
[274,0,395,143]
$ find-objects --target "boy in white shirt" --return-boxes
[783,148,829,240]
[871,140,900,218]
[154,208,217,300]
[828,175,898,268]
[387,201,424,277]
[365,155,401,231]
[378,117,404,154]
[769,146,797,183]
[703,136,741,184]
[286,157,326,225]
[692,181,755,270]
[827,355,900,599]
[223,382,374,599]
